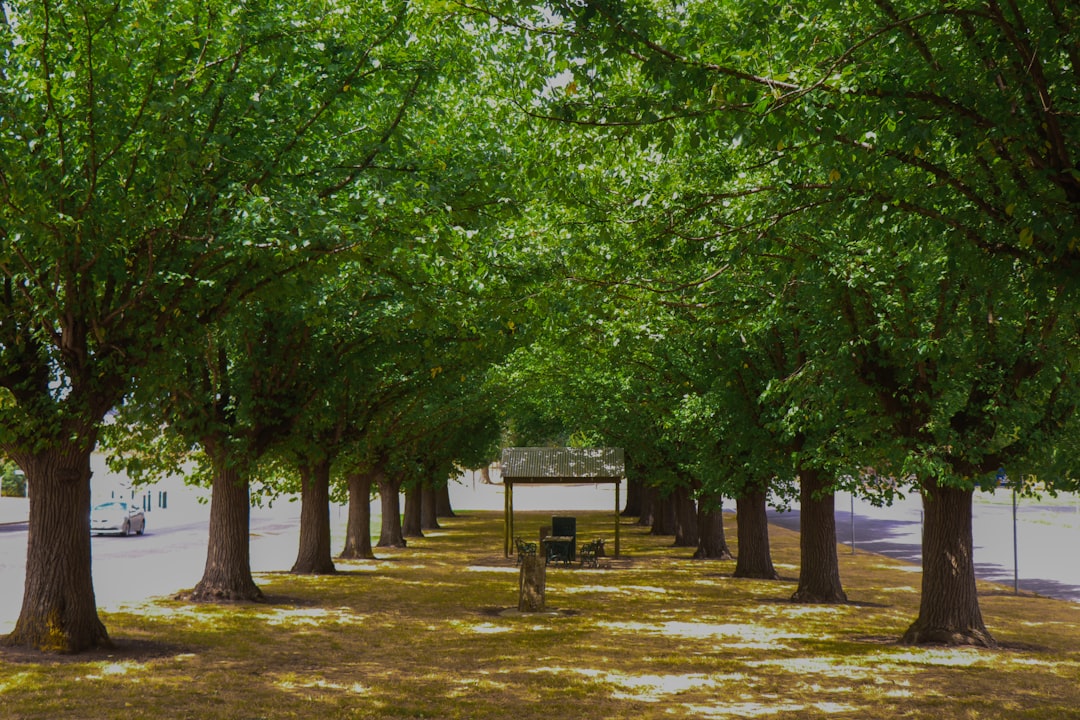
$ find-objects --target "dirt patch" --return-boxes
[477,606,580,618]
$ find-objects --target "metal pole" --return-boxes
[851,492,856,555]
[1013,484,1019,594]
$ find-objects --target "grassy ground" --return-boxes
[2,511,1080,719]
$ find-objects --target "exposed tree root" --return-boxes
[901,622,998,649]
[178,583,266,604]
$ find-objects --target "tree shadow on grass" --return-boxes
[756,596,893,609]
[256,568,382,581]
[996,640,1053,653]
[0,638,194,665]
[700,571,799,584]
[975,572,1080,603]
[850,634,904,645]
[850,633,1051,654]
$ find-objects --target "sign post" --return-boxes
[998,468,1018,595]
[850,492,856,555]
[1012,482,1019,595]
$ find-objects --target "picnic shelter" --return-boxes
[500,447,626,558]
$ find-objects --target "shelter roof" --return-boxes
[500,447,624,483]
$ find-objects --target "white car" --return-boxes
[91,501,146,536]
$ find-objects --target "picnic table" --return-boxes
[541,535,575,566]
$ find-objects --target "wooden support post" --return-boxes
[615,478,621,558]
[504,481,512,557]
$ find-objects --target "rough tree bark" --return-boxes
[650,492,676,535]
[2,442,110,653]
[621,477,643,517]
[902,480,996,647]
[185,452,263,601]
[693,497,734,560]
[402,485,424,538]
[672,485,700,547]
[340,469,377,560]
[377,473,407,548]
[638,484,656,527]
[435,483,455,518]
[291,459,336,574]
[733,489,778,580]
[791,467,847,603]
[420,483,440,530]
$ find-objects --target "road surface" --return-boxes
[0,502,324,636]
[770,490,1080,602]
[2,483,1077,636]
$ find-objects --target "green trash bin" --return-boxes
[550,516,576,562]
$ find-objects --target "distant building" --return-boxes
[90,453,210,527]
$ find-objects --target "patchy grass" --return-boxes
[3,511,1080,719]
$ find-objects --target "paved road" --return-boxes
[0,503,336,636]
[2,485,1077,636]
[0,477,600,635]
[770,490,1080,602]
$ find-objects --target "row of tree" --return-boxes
[1,0,1077,654]
[476,0,1080,649]
[0,0,528,652]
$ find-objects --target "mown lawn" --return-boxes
[2,511,1079,719]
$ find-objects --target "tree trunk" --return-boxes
[693,498,734,560]
[734,489,778,580]
[186,455,263,601]
[650,492,676,535]
[622,477,643,517]
[791,467,847,603]
[340,470,376,560]
[2,443,110,653]
[638,484,656,527]
[436,483,455,517]
[672,485,699,547]
[291,459,336,574]
[377,474,407,548]
[402,485,424,538]
[421,483,440,530]
[902,480,996,647]
[518,553,546,612]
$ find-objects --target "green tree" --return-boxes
[1,459,26,497]
[0,0,431,651]
[277,266,435,575]
[790,215,1080,645]
[470,0,1080,645]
